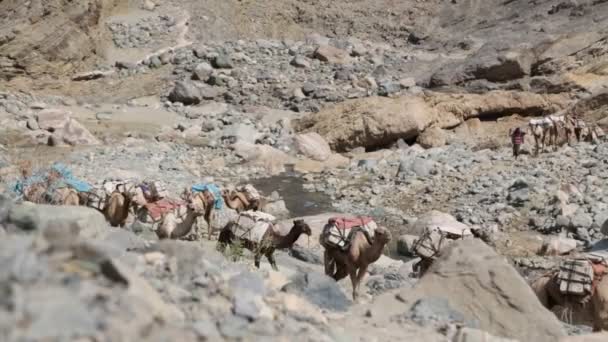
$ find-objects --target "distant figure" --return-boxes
[510,127,526,159]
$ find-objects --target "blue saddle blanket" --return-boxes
[191,183,223,209]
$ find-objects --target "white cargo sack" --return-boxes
[238,184,261,201]
[558,259,593,296]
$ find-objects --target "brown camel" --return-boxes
[222,189,266,212]
[217,219,312,271]
[323,227,392,300]
[104,191,132,227]
[53,187,80,206]
[531,262,608,331]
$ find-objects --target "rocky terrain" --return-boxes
[2,0,608,340]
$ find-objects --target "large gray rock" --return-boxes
[406,239,566,341]
[7,203,107,238]
[431,43,534,86]
[168,81,202,105]
[282,271,350,311]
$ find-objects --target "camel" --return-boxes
[222,189,267,212]
[104,191,132,227]
[529,117,558,155]
[217,219,312,270]
[154,188,209,239]
[323,227,392,300]
[53,187,80,206]
[531,262,608,331]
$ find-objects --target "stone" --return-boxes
[231,141,290,175]
[453,327,519,342]
[417,127,447,149]
[398,157,437,178]
[263,200,290,219]
[403,239,566,341]
[294,132,332,161]
[192,62,213,81]
[168,81,202,105]
[36,109,70,131]
[571,209,593,229]
[291,56,311,68]
[281,293,327,325]
[55,118,100,145]
[26,118,39,130]
[313,45,350,64]
[407,297,477,328]
[397,234,419,257]
[233,295,273,321]
[222,124,259,144]
[229,271,267,296]
[295,96,435,152]
[115,61,137,70]
[288,246,322,264]
[411,210,472,236]
[95,112,113,121]
[539,236,577,256]
[192,321,221,340]
[7,203,107,238]
[212,54,234,69]
[282,271,350,311]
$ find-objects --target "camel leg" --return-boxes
[254,253,261,268]
[266,251,278,271]
[592,277,608,331]
[324,250,335,277]
[349,268,359,301]
[353,264,368,301]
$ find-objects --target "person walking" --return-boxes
[510,127,526,159]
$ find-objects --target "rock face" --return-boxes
[296,96,434,152]
[168,81,202,105]
[294,132,332,161]
[411,239,566,342]
[0,0,124,80]
[417,127,447,149]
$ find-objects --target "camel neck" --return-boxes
[366,239,386,262]
[276,225,303,249]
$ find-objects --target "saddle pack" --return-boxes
[230,210,276,243]
[557,259,594,297]
[412,227,452,259]
[238,184,261,201]
[321,216,377,250]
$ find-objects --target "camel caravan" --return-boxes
[514,113,605,156]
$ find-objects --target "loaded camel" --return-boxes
[323,227,392,300]
[222,187,266,212]
[154,188,208,239]
[217,219,312,271]
[531,262,608,331]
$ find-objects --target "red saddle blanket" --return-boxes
[329,216,373,230]
[145,198,184,221]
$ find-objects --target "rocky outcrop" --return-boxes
[0,0,127,80]
[408,239,566,341]
[295,96,435,152]
[297,91,569,151]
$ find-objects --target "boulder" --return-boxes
[281,271,350,311]
[36,109,71,131]
[406,239,566,341]
[453,327,519,342]
[397,234,419,257]
[212,54,234,69]
[222,124,260,144]
[430,43,534,86]
[294,132,332,161]
[231,141,290,175]
[411,210,472,236]
[168,81,202,105]
[295,96,435,152]
[417,127,447,149]
[55,118,100,145]
[313,45,350,64]
[539,236,577,256]
[192,62,213,81]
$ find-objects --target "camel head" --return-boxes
[293,219,312,236]
[374,226,392,244]
[181,188,207,215]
